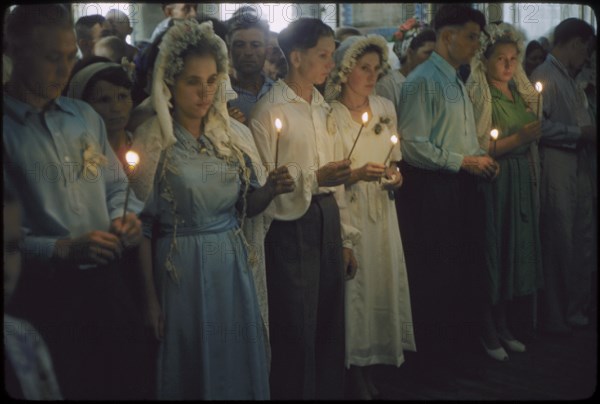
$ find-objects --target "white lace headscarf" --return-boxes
[325,34,391,101]
[466,22,542,216]
[130,19,265,202]
[466,22,542,151]
[129,19,273,351]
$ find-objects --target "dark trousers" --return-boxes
[6,249,155,400]
[395,163,486,364]
[265,194,345,400]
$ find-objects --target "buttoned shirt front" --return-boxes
[531,54,590,149]
[249,79,359,247]
[3,94,143,263]
[398,51,485,172]
[229,73,275,121]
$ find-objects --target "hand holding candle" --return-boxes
[274,118,282,168]
[490,129,499,159]
[534,82,543,119]
[347,111,369,160]
[122,150,140,223]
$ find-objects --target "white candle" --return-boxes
[347,111,369,160]
[490,129,499,158]
[535,82,543,119]
[274,118,282,168]
[383,135,399,166]
[122,151,140,222]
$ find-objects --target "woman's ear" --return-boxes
[289,49,302,70]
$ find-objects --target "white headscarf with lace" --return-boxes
[466,22,542,150]
[129,20,273,350]
[466,22,542,215]
[325,34,391,101]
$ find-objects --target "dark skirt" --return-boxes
[265,194,345,400]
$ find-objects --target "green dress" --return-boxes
[484,84,543,304]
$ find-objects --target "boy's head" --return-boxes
[277,18,335,84]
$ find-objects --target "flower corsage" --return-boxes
[373,116,392,135]
[82,139,108,178]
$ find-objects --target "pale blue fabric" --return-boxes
[398,51,485,172]
[3,94,143,264]
[229,73,274,120]
[140,122,269,400]
[531,54,587,149]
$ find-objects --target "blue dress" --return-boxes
[140,122,270,400]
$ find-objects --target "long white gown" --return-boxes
[330,95,416,368]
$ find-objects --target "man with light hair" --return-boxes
[105,9,138,61]
[149,3,198,43]
[93,35,127,63]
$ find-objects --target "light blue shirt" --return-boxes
[398,51,485,172]
[149,17,171,43]
[229,74,275,122]
[3,94,143,263]
[531,54,588,149]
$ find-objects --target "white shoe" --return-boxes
[567,313,589,327]
[481,339,509,362]
[499,336,526,353]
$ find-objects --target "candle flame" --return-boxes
[390,135,399,144]
[274,118,282,131]
[125,151,140,167]
[535,82,543,93]
[490,129,499,140]
[361,112,369,124]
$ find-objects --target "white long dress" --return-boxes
[330,95,416,368]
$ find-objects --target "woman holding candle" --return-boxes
[130,20,293,399]
[325,35,415,399]
[467,22,543,361]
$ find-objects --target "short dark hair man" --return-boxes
[227,18,273,123]
[75,14,113,59]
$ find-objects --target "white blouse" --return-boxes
[250,79,359,248]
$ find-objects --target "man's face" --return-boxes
[295,35,336,85]
[14,26,78,102]
[568,36,592,72]
[447,22,482,67]
[230,28,268,76]
[168,3,197,19]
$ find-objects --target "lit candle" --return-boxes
[347,111,369,160]
[534,82,543,119]
[122,150,140,223]
[490,129,499,159]
[274,118,282,168]
[383,135,399,166]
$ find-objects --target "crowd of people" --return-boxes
[3,3,596,400]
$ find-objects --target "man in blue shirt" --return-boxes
[4,5,148,399]
[227,17,275,124]
[396,4,498,377]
